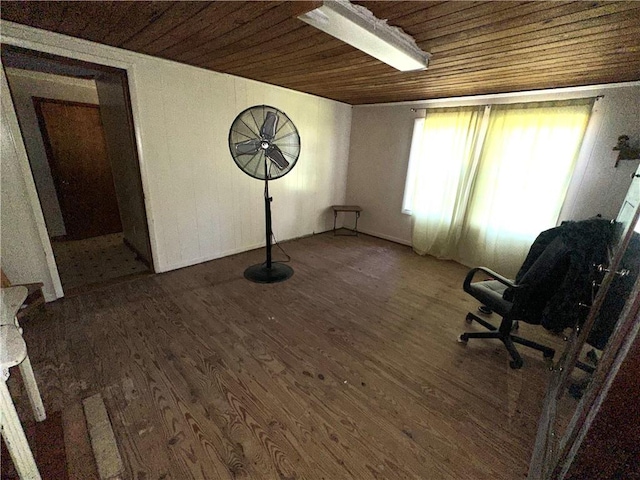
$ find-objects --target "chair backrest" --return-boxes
[507,218,615,329]
[508,235,571,322]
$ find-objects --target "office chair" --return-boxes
[457,219,616,369]
[458,267,556,369]
[457,235,572,369]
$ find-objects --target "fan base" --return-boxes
[244,263,294,283]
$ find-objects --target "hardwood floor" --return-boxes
[11,233,568,479]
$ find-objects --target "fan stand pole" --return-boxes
[265,176,273,270]
[243,166,294,283]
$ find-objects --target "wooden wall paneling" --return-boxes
[270,91,316,239]
[230,79,258,251]
[95,70,153,266]
[191,72,221,262]
[161,64,207,265]
[129,63,172,270]
[225,77,250,253]
[313,99,351,232]
[214,80,240,256]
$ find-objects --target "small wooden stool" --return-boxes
[1,286,46,480]
[331,205,362,236]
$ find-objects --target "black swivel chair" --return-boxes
[457,235,572,369]
[458,266,556,369]
[457,218,616,370]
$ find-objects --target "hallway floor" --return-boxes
[51,232,149,292]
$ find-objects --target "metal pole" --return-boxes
[264,162,272,269]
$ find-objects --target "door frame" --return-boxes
[0,28,157,299]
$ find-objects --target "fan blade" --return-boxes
[235,139,261,155]
[260,111,278,140]
[265,144,289,170]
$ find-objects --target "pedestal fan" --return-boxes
[228,105,300,283]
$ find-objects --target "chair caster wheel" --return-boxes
[457,334,468,344]
[509,359,523,369]
[478,305,492,315]
[543,351,555,360]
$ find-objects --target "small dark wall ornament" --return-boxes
[613,135,640,167]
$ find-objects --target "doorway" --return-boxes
[2,45,153,294]
[34,98,123,239]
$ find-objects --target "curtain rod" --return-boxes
[409,95,604,112]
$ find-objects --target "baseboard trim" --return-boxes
[357,229,412,247]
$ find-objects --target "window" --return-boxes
[403,99,594,275]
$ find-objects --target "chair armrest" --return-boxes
[463,267,521,292]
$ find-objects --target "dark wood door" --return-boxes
[34,98,122,240]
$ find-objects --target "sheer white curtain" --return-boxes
[404,107,485,257]
[405,99,594,276]
[458,100,594,275]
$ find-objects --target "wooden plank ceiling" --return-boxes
[2,1,639,105]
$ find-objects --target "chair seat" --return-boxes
[466,280,512,316]
[0,324,27,370]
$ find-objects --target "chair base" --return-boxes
[459,312,555,369]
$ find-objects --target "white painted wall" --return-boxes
[0,21,352,299]
[1,70,62,300]
[346,84,640,246]
[95,72,151,265]
[4,68,99,237]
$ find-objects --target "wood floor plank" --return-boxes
[12,233,572,479]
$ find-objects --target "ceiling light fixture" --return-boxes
[298,0,430,72]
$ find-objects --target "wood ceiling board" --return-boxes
[243,14,639,81]
[1,1,639,105]
[422,2,634,53]
[93,2,176,48]
[171,3,295,64]
[120,3,212,51]
[128,2,240,55]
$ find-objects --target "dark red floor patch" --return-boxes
[1,411,69,480]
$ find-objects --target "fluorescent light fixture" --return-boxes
[298,0,430,72]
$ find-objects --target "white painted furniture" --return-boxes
[1,286,46,480]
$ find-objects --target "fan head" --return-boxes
[228,105,301,180]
